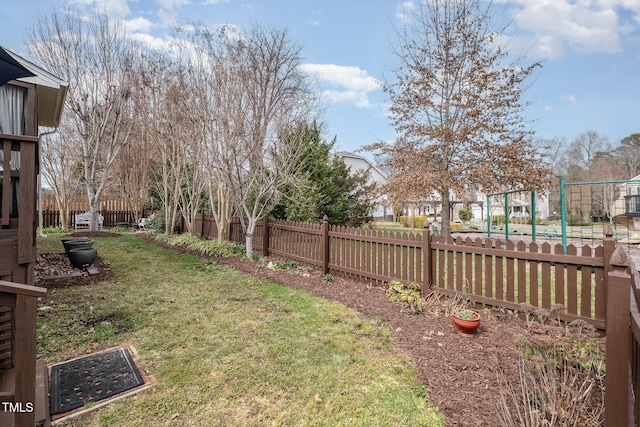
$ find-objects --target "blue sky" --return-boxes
[3,0,640,158]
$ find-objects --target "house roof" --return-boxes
[3,47,68,128]
[336,151,388,180]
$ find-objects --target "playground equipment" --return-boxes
[609,177,640,242]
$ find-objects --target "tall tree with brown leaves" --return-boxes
[369,0,552,235]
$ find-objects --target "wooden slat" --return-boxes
[2,140,11,226]
[517,241,527,303]
[506,240,515,303]
[541,243,552,309]
[495,240,504,301]
[455,237,463,292]
[580,245,594,317]
[567,245,578,315]
[529,242,539,307]
[554,244,565,306]
[18,141,36,265]
[484,238,493,299]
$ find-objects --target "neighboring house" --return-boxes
[336,151,388,220]
[610,175,640,239]
[471,191,550,222]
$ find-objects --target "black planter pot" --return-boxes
[63,239,94,254]
[61,237,89,245]
[68,248,98,269]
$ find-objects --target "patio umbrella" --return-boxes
[0,45,36,86]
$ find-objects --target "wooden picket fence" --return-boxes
[191,214,611,328]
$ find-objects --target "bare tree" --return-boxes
[39,120,82,231]
[368,0,552,235]
[615,133,640,179]
[210,25,318,256]
[28,12,141,230]
[564,130,611,181]
[172,25,238,240]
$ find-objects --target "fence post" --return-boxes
[605,246,631,427]
[321,215,329,275]
[422,221,432,293]
[262,216,270,257]
[603,226,616,316]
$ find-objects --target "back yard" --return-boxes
[36,232,605,426]
[35,233,442,426]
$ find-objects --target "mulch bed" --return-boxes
[38,233,605,426]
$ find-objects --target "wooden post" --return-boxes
[605,246,632,427]
[603,226,616,318]
[262,216,270,257]
[321,215,329,275]
[422,221,432,294]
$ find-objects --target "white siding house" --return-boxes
[336,151,388,220]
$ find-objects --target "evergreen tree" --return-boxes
[272,121,376,226]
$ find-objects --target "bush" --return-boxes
[458,209,472,222]
[568,215,582,226]
[387,280,424,314]
[146,211,180,235]
[42,226,63,233]
[491,214,506,225]
[399,216,427,228]
[154,233,246,257]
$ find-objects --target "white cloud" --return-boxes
[128,32,173,51]
[203,0,229,4]
[299,63,381,108]
[124,17,156,33]
[561,94,577,105]
[63,0,130,17]
[395,1,416,25]
[156,0,191,9]
[501,0,640,57]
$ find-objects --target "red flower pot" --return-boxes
[452,310,481,337]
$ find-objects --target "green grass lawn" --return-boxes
[37,233,443,426]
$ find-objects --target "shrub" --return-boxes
[399,216,427,228]
[458,209,472,222]
[387,280,424,314]
[154,233,246,257]
[568,215,582,226]
[146,211,180,235]
[491,214,506,225]
[42,226,63,233]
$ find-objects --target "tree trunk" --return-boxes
[217,183,232,243]
[441,189,451,236]
[245,217,257,258]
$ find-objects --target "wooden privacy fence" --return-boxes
[39,210,148,228]
[38,195,148,228]
[191,214,613,328]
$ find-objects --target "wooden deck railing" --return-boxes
[0,280,47,427]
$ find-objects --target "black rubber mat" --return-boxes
[50,347,144,415]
